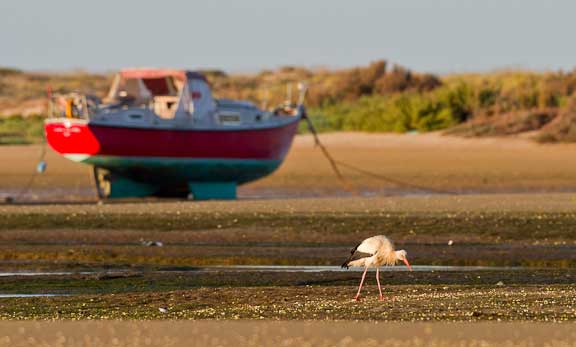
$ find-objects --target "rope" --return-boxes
[15,141,47,202]
[302,115,357,195]
[303,114,456,195]
[14,87,50,203]
[333,160,457,195]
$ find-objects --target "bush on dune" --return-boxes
[304,69,576,141]
[445,109,558,137]
[536,97,576,143]
[307,83,474,133]
[0,115,44,144]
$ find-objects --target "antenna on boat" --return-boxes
[261,87,270,111]
[297,82,308,106]
[285,83,293,105]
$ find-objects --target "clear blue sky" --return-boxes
[1,0,574,73]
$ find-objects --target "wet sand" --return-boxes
[3,132,576,200]
[0,321,574,346]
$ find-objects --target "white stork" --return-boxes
[341,235,413,301]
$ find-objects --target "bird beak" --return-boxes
[403,258,413,271]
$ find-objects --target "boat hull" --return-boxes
[45,119,300,198]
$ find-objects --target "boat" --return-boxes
[44,68,305,200]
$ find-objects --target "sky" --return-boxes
[1,0,575,74]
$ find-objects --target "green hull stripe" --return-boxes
[66,154,279,166]
[69,155,283,185]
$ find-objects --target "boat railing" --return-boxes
[269,82,308,117]
[48,92,100,120]
[48,91,158,120]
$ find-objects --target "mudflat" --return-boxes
[0,133,575,325]
[0,193,574,321]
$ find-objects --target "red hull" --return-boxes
[45,120,300,161]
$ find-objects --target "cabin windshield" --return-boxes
[107,74,184,119]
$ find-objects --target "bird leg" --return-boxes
[354,267,369,301]
[376,268,384,300]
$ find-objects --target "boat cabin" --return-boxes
[103,69,216,123]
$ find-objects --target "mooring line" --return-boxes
[334,160,457,195]
[15,141,47,202]
[302,114,357,195]
[303,114,456,195]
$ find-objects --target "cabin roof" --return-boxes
[119,68,207,81]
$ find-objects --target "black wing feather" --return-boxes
[341,243,373,269]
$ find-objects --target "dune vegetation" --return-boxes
[0,115,44,144]
[2,61,576,143]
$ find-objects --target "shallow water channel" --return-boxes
[0,264,525,277]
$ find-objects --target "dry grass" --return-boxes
[444,109,557,138]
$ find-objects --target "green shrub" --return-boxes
[305,83,475,133]
[0,67,22,76]
[0,115,44,145]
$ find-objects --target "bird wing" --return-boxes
[356,235,394,255]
